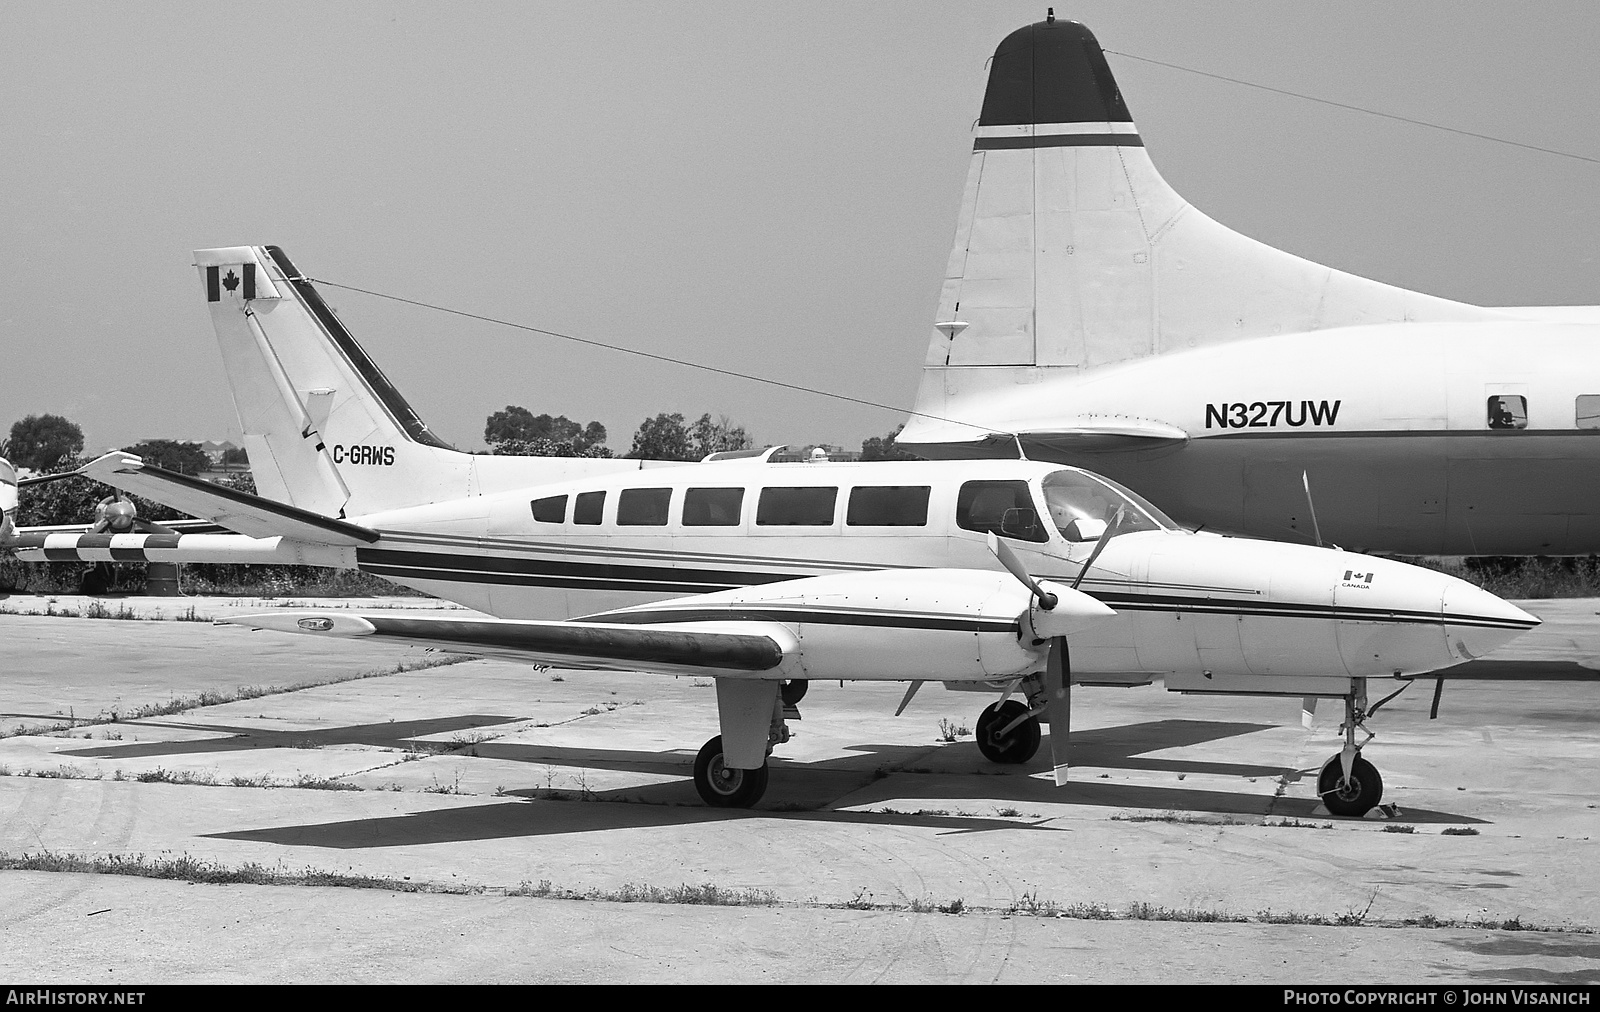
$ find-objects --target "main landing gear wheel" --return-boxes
[976,699,1041,764]
[693,735,769,808]
[1318,754,1384,818]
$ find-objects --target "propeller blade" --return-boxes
[1044,636,1071,786]
[986,531,1056,609]
[1071,505,1125,591]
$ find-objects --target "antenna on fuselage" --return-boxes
[1301,471,1325,549]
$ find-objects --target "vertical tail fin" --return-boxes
[196,246,654,518]
[906,18,1495,441]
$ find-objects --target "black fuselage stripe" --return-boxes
[974,134,1143,150]
[358,547,797,586]
[578,608,1017,634]
[360,563,739,594]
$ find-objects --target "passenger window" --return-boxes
[1577,395,1600,429]
[530,495,567,524]
[1487,395,1528,430]
[957,480,1047,543]
[757,487,838,526]
[573,490,605,526]
[617,488,672,526]
[846,486,931,526]
[683,487,744,526]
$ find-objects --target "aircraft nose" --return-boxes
[1440,578,1539,662]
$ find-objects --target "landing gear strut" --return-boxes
[1318,678,1386,818]
[692,685,792,808]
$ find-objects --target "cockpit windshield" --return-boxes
[1041,469,1177,541]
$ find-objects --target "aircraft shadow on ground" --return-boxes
[70,712,1476,844]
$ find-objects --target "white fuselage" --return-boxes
[907,320,1600,555]
[342,457,1532,696]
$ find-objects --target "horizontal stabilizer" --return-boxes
[81,452,377,545]
[228,611,797,677]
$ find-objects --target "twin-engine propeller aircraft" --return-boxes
[1,245,1538,813]
[898,15,1600,556]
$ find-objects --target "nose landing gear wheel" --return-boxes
[976,699,1041,764]
[1318,754,1383,818]
[693,735,769,808]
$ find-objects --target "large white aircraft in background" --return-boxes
[898,15,1600,556]
[2,244,1536,815]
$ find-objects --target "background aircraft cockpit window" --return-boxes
[682,487,744,526]
[1577,395,1600,429]
[573,491,605,525]
[757,487,838,526]
[846,485,931,526]
[617,488,672,526]
[1041,470,1170,540]
[956,480,1047,542]
[1487,395,1528,430]
[530,495,567,524]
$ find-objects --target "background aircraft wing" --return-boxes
[80,451,377,546]
[226,611,798,678]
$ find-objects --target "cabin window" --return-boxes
[617,488,672,526]
[530,495,567,524]
[1487,395,1528,430]
[757,487,838,526]
[573,490,606,525]
[682,487,744,526]
[956,480,1047,543]
[1577,395,1600,429]
[846,486,931,527]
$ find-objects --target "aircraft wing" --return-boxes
[80,451,377,546]
[226,611,799,678]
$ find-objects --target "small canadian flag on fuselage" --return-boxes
[206,263,256,302]
[1344,570,1374,583]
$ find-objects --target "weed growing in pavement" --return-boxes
[1010,889,1061,917]
[1442,826,1481,836]
[0,851,461,893]
[1126,901,1246,923]
[422,771,464,795]
[845,887,874,910]
[1257,908,1329,925]
[1334,890,1380,926]
[1264,818,1335,830]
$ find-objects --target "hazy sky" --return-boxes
[2,1,1596,455]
